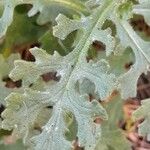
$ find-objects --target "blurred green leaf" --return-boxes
[0,5,48,57]
[0,140,26,150]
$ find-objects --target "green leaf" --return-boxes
[133,98,150,141]
[0,4,47,56]
[0,140,26,150]
[96,96,131,150]
[107,49,134,76]
[96,129,131,150]
[39,27,75,55]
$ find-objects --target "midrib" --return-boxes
[53,0,115,118]
[66,0,115,87]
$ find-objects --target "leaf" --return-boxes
[0,54,22,104]
[1,89,51,143]
[0,4,47,56]
[0,53,51,141]
[0,0,88,38]
[91,28,115,56]
[133,98,150,141]
[53,14,89,40]
[85,0,102,9]
[3,1,120,149]
[95,129,131,150]
[95,95,131,150]
[119,22,150,99]
[31,92,107,150]
[9,45,113,149]
[110,12,150,99]
[77,59,116,99]
[3,0,139,149]
[31,103,72,150]
[0,0,21,38]
[53,14,115,56]
[28,0,88,25]
[39,27,75,55]
[107,49,134,76]
[133,0,150,26]
[0,140,26,150]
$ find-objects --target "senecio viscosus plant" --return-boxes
[0,0,150,150]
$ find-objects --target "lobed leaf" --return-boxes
[109,4,150,99]
[8,43,113,149]
[115,21,150,99]
[1,89,50,143]
[133,98,150,141]
[2,0,149,149]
